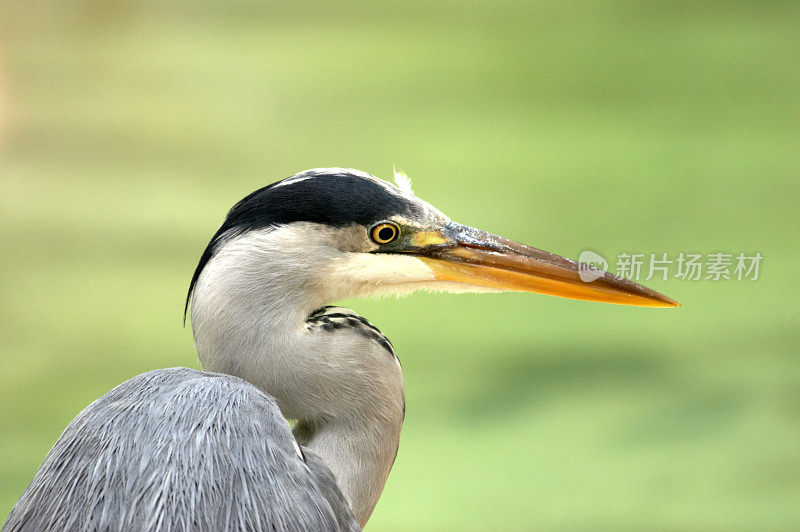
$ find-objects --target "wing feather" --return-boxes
[3,367,359,532]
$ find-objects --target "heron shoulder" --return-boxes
[4,367,359,532]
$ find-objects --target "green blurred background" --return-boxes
[1,1,798,529]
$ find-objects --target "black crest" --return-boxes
[185,169,422,321]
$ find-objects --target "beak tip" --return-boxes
[651,293,680,308]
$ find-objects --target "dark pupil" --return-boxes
[378,226,395,241]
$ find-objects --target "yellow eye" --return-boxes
[370,222,400,244]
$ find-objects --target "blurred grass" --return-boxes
[1,1,798,529]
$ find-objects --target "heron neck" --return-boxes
[189,230,405,526]
[294,407,402,526]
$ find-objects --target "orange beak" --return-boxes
[409,223,679,308]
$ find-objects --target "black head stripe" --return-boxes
[185,170,421,321]
[226,171,420,230]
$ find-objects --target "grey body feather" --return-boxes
[3,368,359,532]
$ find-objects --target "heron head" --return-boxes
[187,168,678,318]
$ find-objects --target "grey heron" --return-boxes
[4,168,678,531]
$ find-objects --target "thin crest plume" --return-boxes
[392,167,414,195]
